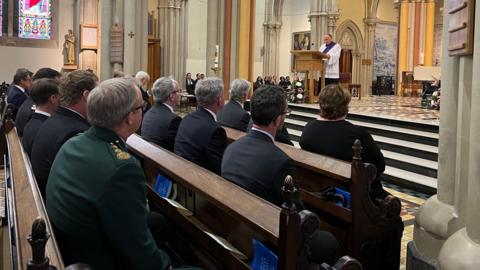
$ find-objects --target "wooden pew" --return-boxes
[3,126,64,270]
[127,134,361,270]
[223,126,403,269]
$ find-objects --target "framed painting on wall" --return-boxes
[292,31,311,72]
[80,24,98,50]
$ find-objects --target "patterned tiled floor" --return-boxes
[384,184,428,270]
[297,96,440,126]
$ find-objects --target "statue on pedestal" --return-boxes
[64,29,75,65]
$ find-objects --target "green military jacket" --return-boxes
[46,126,171,270]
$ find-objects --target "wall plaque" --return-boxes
[80,24,98,50]
[448,0,475,56]
[110,24,124,64]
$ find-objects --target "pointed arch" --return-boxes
[336,19,364,84]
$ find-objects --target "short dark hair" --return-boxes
[30,78,59,105]
[251,85,287,126]
[59,70,98,106]
[318,84,351,119]
[13,68,31,84]
[32,68,61,81]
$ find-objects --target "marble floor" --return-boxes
[296,96,440,126]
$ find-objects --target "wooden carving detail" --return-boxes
[27,217,56,270]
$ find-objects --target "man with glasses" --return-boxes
[141,77,182,151]
[46,78,174,270]
[221,85,295,206]
[7,68,33,119]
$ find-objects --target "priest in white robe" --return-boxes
[319,34,342,85]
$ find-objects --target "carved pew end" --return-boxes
[27,217,56,270]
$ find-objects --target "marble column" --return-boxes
[206,0,220,77]
[112,0,124,75]
[123,0,136,75]
[423,0,435,66]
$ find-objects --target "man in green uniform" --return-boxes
[46,78,171,270]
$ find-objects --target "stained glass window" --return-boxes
[0,1,4,37]
[18,0,51,40]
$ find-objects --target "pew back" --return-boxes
[4,127,64,270]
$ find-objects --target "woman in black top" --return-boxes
[299,84,387,199]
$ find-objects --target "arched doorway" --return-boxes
[336,20,364,85]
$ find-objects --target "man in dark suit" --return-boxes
[16,68,62,136]
[217,78,251,131]
[185,73,195,95]
[221,85,295,206]
[247,119,294,146]
[22,78,58,157]
[46,78,172,270]
[175,77,227,174]
[7,68,32,120]
[31,70,98,197]
[141,77,182,151]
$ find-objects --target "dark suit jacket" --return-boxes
[186,79,195,95]
[247,119,294,146]
[22,112,49,158]
[15,97,35,136]
[174,107,227,174]
[7,85,28,120]
[141,104,181,151]
[299,119,387,198]
[31,106,90,197]
[217,101,251,132]
[221,130,296,206]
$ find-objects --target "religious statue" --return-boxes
[65,29,75,65]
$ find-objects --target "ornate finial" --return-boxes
[27,217,51,270]
[281,175,297,211]
[352,139,362,161]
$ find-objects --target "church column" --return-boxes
[360,18,376,96]
[263,23,281,78]
[123,0,136,75]
[237,0,255,82]
[206,0,220,77]
[396,0,409,96]
[99,0,113,80]
[423,0,435,66]
[407,3,471,268]
[351,52,362,84]
[309,0,328,51]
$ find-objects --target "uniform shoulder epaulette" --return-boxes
[110,141,131,160]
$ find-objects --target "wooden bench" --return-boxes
[3,126,64,270]
[223,126,403,269]
[127,134,361,270]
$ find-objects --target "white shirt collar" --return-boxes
[251,127,275,142]
[34,109,51,117]
[163,103,174,112]
[15,84,26,93]
[203,107,217,121]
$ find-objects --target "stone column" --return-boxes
[360,17,376,96]
[112,0,124,75]
[351,52,362,84]
[396,0,409,96]
[263,23,281,78]
[123,0,136,75]
[406,2,469,268]
[206,0,220,77]
[309,0,328,51]
[99,0,113,80]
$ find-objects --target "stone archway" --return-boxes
[336,20,364,84]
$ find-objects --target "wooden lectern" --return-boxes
[291,50,327,103]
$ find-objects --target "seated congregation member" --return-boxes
[175,77,227,174]
[22,78,58,157]
[46,78,172,270]
[135,70,151,113]
[31,70,98,197]
[299,84,387,199]
[217,78,251,131]
[247,119,294,146]
[141,77,182,151]
[16,68,62,135]
[185,72,195,95]
[222,85,295,206]
[7,68,32,120]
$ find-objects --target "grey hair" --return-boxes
[195,77,224,107]
[87,78,139,130]
[135,71,150,81]
[152,77,177,103]
[229,79,250,102]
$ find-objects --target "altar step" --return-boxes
[285,104,439,195]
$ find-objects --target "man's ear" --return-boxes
[125,111,134,126]
[82,90,90,101]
